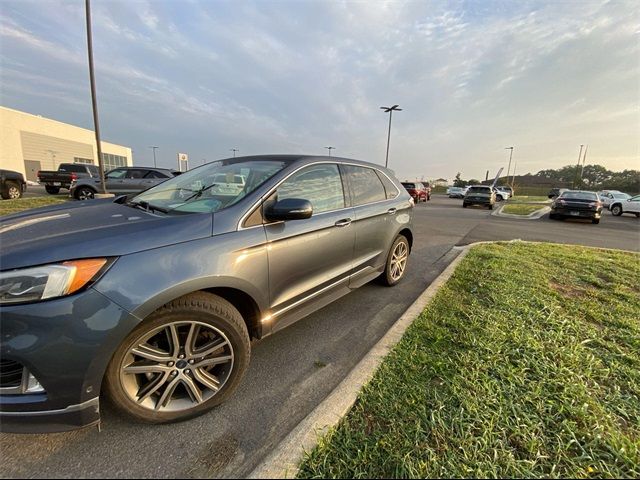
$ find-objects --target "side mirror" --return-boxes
[265,198,313,221]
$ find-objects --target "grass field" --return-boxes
[299,242,640,479]
[502,203,548,215]
[0,197,67,216]
[508,196,551,203]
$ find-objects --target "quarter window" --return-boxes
[344,165,386,206]
[277,164,345,214]
[378,172,399,199]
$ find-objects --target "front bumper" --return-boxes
[0,288,140,433]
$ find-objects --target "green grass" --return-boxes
[299,243,640,479]
[508,196,551,203]
[502,203,548,215]
[0,197,67,216]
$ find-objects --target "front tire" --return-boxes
[592,218,600,224]
[75,186,96,200]
[611,204,623,216]
[1,181,21,199]
[380,235,409,286]
[45,185,60,195]
[104,292,250,424]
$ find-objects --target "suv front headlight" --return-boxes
[0,259,109,305]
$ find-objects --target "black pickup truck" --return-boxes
[37,163,100,194]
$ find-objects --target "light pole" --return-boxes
[380,104,402,168]
[573,144,584,189]
[85,0,107,194]
[149,146,158,167]
[230,148,238,158]
[505,147,514,186]
[325,146,335,156]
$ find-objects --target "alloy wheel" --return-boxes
[120,321,234,412]
[390,240,408,281]
[8,186,20,199]
[77,188,95,200]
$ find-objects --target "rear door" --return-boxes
[343,165,404,287]
[265,163,355,332]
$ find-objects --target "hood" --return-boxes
[0,200,213,270]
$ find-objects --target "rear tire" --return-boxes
[463,203,468,208]
[488,204,493,210]
[45,185,60,194]
[104,292,250,424]
[379,235,410,286]
[611,204,623,216]
[592,218,600,225]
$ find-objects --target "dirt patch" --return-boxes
[190,435,239,476]
[549,281,587,298]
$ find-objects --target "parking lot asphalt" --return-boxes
[1,195,639,478]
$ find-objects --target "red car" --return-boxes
[402,182,429,202]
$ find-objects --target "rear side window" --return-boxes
[277,164,345,214]
[145,170,170,179]
[378,172,400,199]
[344,165,387,206]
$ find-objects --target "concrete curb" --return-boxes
[248,246,471,479]
[492,203,550,219]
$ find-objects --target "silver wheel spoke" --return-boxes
[123,362,172,375]
[167,324,181,357]
[193,354,233,369]
[181,375,203,404]
[192,368,221,392]
[185,323,200,357]
[156,376,181,410]
[137,372,171,403]
[131,343,171,362]
[194,337,228,358]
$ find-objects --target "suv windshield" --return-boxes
[132,159,287,214]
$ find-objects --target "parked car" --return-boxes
[494,186,512,201]
[549,190,602,224]
[0,169,26,200]
[548,187,568,199]
[70,167,180,200]
[38,163,101,194]
[447,186,467,198]
[463,185,496,209]
[609,194,640,217]
[0,155,413,433]
[497,186,513,197]
[419,182,431,201]
[402,182,427,202]
[597,191,630,208]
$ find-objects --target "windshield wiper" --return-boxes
[165,184,219,212]
[127,200,169,214]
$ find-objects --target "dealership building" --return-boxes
[0,106,133,181]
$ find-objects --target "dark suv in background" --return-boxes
[0,155,413,433]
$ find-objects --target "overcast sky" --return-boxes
[1,0,638,180]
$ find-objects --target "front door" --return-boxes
[265,163,355,332]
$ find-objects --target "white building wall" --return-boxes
[0,106,132,180]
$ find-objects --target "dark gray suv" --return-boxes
[0,155,413,433]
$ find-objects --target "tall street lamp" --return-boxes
[85,0,107,194]
[230,148,238,158]
[149,146,158,167]
[505,147,514,185]
[380,104,402,168]
[573,144,584,188]
[325,146,335,156]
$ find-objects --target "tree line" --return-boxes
[453,164,639,193]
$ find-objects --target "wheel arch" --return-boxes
[398,228,413,252]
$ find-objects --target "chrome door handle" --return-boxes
[387,208,397,215]
[335,218,352,227]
